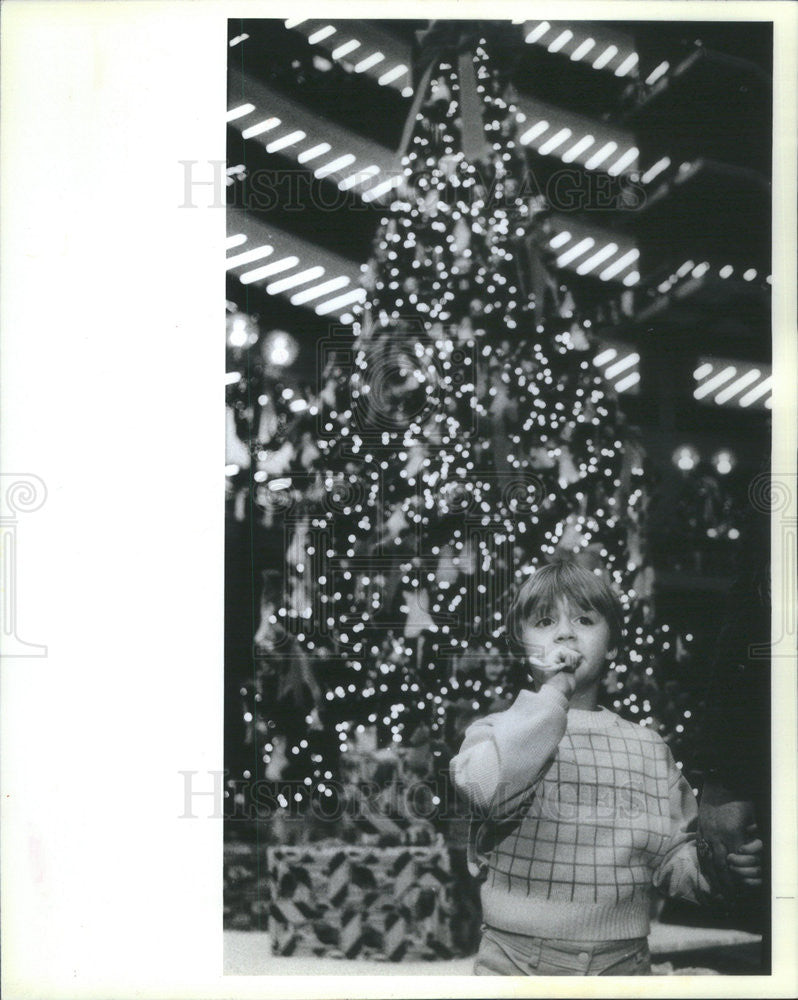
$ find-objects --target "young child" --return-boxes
[450,560,763,976]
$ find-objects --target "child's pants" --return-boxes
[473,924,651,976]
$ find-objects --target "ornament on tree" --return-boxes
[438,152,461,179]
[470,298,484,316]
[456,316,475,342]
[436,544,461,585]
[257,441,295,477]
[421,186,440,214]
[558,445,580,487]
[274,640,322,711]
[233,487,247,523]
[527,446,557,470]
[627,522,645,567]
[559,289,577,319]
[319,377,338,408]
[286,516,309,569]
[305,706,324,732]
[226,406,251,469]
[298,431,320,470]
[405,443,428,480]
[568,325,591,352]
[382,504,409,542]
[460,536,478,577]
[254,596,279,653]
[257,394,281,445]
[556,519,585,556]
[424,75,452,118]
[451,216,471,256]
[633,565,655,600]
[402,588,436,638]
[264,735,288,781]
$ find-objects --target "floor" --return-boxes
[223,921,763,976]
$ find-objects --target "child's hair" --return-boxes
[505,559,624,659]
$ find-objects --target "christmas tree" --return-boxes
[235,26,700,837]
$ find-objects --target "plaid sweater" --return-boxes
[450,684,711,941]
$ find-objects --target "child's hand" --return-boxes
[725,824,764,889]
[527,647,580,698]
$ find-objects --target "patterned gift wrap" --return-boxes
[267,844,455,960]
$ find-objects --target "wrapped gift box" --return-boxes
[224,840,272,930]
[267,843,455,960]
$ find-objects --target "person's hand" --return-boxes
[527,647,579,699]
[697,780,758,900]
[726,825,764,889]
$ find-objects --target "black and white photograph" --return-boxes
[1,3,796,998]
[222,14,777,979]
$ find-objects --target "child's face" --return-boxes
[521,597,615,693]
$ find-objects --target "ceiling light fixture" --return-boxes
[266,266,326,295]
[577,243,619,275]
[332,39,361,59]
[241,118,281,139]
[362,175,402,203]
[538,128,572,155]
[714,369,761,405]
[266,130,306,154]
[548,30,573,53]
[338,165,381,190]
[607,147,639,176]
[549,231,572,249]
[614,53,639,77]
[315,288,367,315]
[570,38,596,61]
[561,135,595,163]
[355,52,385,73]
[593,348,618,366]
[614,371,641,393]
[585,141,618,170]
[291,275,351,305]
[525,22,550,44]
[226,245,274,269]
[226,103,255,122]
[298,142,332,163]
[604,352,640,379]
[556,237,595,268]
[240,256,300,284]
[646,61,670,85]
[599,248,639,281]
[378,64,408,86]
[738,376,772,408]
[641,157,671,184]
[593,45,618,70]
[694,366,737,399]
[314,153,357,179]
[308,25,337,45]
[519,120,550,145]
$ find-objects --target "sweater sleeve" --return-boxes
[652,762,714,904]
[449,683,568,820]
